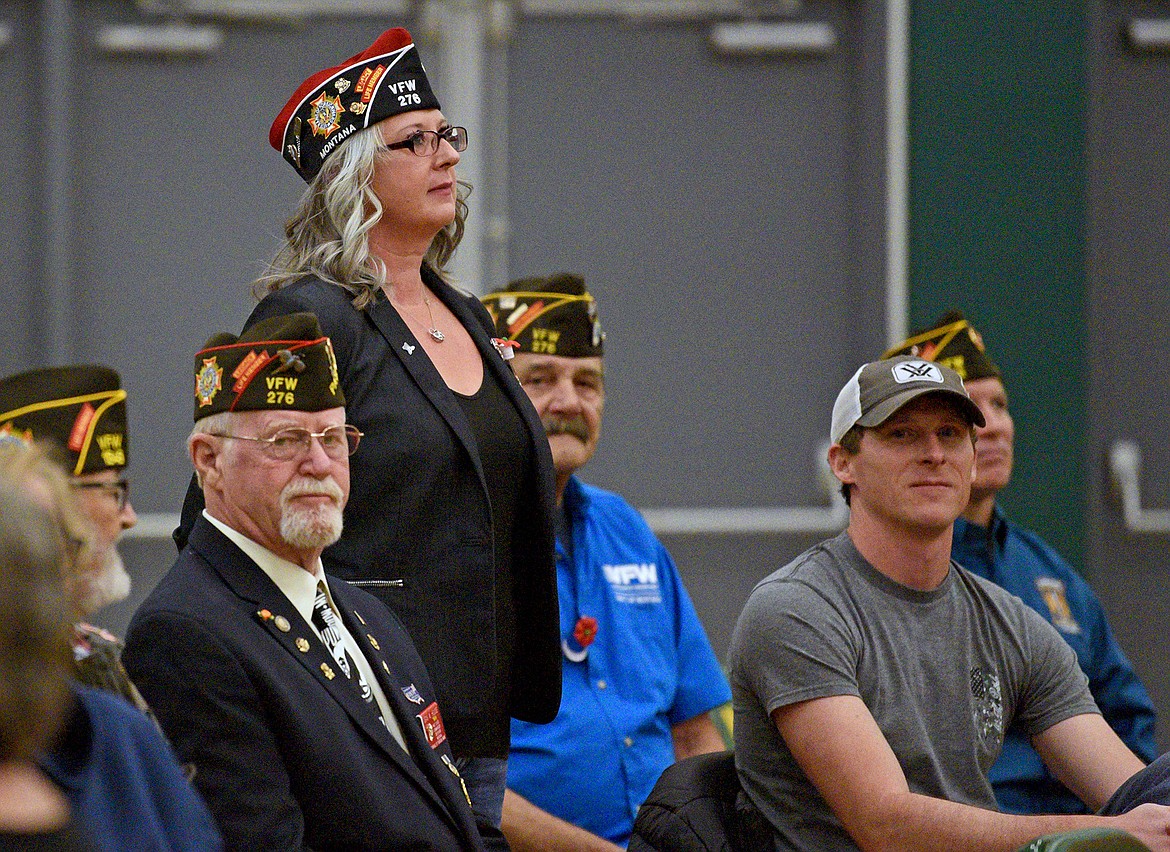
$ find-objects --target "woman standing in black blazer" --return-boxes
[198,25,560,830]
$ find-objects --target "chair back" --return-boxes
[1016,828,1152,852]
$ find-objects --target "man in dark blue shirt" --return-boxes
[886,311,1157,815]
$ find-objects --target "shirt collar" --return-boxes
[562,475,589,517]
[954,503,1010,554]
[203,510,325,626]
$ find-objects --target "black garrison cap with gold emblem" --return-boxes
[882,310,1001,382]
[193,313,344,421]
[0,365,128,476]
[270,26,441,183]
[481,273,605,358]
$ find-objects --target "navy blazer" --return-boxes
[124,517,489,851]
[177,268,561,755]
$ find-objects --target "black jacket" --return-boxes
[125,517,489,851]
[177,269,561,756]
[628,752,772,852]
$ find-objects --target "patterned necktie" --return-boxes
[311,583,376,708]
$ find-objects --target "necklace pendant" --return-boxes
[428,327,445,342]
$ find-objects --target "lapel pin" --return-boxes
[366,634,380,650]
[274,615,291,633]
[491,338,519,361]
[402,342,415,355]
[295,637,310,653]
[321,663,335,680]
[442,754,472,806]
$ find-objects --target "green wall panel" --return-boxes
[908,3,1087,567]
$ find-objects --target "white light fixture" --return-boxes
[521,0,743,17]
[709,20,836,56]
[158,0,410,23]
[1127,18,1170,52]
[96,24,223,57]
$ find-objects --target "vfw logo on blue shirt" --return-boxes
[602,562,661,604]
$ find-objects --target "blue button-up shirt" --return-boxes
[508,477,731,844]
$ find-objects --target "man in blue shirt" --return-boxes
[484,274,731,850]
[886,311,1157,815]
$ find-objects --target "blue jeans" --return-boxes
[454,756,508,828]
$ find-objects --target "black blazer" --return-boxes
[124,517,489,851]
[177,269,561,755]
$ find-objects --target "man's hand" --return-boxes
[1109,803,1170,850]
[501,789,622,852]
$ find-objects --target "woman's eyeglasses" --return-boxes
[382,126,468,157]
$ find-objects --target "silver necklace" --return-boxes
[394,295,445,342]
[422,297,445,342]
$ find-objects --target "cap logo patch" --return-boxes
[891,361,944,385]
[356,65,386,103]
[307,91,344,137]
[68,402,96,453]
[0,422,33,448]
[325,339,340,396]
[287,118,302,169]
[195,357,224,408]
[530,328,560,355]
[273,350,306,375]
[506,301,542,333]
[938,354,967,379]
[232,350,269,394]
[97,432,125,467]
[1036,577,1081,634]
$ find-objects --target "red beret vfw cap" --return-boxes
[269,26,441,182]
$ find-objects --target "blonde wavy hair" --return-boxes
[254,126,470,311]
[0,459,77,760]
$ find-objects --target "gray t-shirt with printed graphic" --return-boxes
[729,531,1097,851]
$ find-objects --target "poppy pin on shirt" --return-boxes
[562,615,599,663]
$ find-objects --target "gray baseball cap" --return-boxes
[830,355,985,445]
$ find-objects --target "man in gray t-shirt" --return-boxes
[729,356,1170,851]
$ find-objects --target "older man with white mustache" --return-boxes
[482,274,731,851]
[123,311,493,852]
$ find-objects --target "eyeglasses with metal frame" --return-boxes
[381,125,468,157]
[206,425,363,461]
[72,479,131,511]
